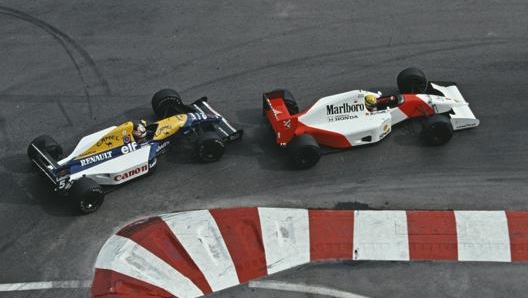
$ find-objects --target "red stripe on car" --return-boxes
[399,94,435,118]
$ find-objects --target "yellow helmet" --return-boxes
[365,94,377,108]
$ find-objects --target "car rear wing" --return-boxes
[262,90,298,145]
[191,97,244,142]
[28,144,62,188]
[428,81,480,131]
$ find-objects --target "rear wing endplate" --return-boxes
[192,97,243,142]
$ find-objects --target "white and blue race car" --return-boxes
[28,89,242,214]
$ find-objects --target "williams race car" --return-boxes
[263,67,479,169]
[28,89,242,214]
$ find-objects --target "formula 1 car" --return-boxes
[28,89,242,214]
[263,67,479,169]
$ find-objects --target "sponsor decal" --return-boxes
[379,124,391,139]
[326,102,364,115]
[80,151,112,166]
[149,158,157,169]
[283,119,292,129]
[456,123,477,129]
[156,141,170,153]
[326,102,364,122]
[113,165,148,181]
[330,114,359,122]
[121,142,138,154]
[96,135,120,147]
[122,129,131,143]
[229,131,242,141]
[155,124,173,137]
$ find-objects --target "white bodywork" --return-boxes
[69,145,151,186]
[58,126,116,166]
[428,82,480,130]
[295,83,479,147]
[298,90,392,146]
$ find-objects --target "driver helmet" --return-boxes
[365,94,377,110]
[133,123,146,139]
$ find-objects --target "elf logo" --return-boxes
[326,102,364,115]
[121,142,138,154]
[113,165,148,181]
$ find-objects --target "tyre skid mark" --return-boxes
[0,6,111,119]
[181,38,518,94]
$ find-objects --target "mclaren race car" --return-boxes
[263,67,479,169]
[28,89,242,214]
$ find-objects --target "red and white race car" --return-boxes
[262,67,480,169]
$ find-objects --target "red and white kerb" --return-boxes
[92,208,528,298]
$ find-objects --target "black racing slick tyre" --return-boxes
[70,177,104,215]
[397,67,428,94]
[152,88,184,118]
[287,134,321,170]
[421,114,454,146]
[195,132,225,162]
[27,135,63,161]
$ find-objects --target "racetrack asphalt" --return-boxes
[1,0,527,297]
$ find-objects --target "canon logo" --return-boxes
[113,165,148,181]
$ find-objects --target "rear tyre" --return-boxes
[151,88,183,118]
[397,67,427,94]
[27,135,63,160]
[287,134,321,170]
[70,177,104,215]
[195,132,225,162]
[421,114,454,146]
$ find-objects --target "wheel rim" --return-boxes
[79,192,102,213]
[199,141,224,162]
[295,147,320,168]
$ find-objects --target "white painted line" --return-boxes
[249,280,373,298]
[95,235,203,298]
[161,210,239,291]
[0,280,91,291]
[455,211,511,262]
[258,207,310,274]
[353,210,409,261]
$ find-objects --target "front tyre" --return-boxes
[421,114,454,146]
[287,134,321,170]
[70,177,104,215]
[195,132,225,162]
